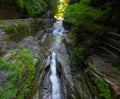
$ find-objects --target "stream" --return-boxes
[50,20,64,99]
[41,19,65,99]
[50,51,61,99]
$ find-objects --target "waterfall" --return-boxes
[50,51,61,99]
[49,19,64,99]
[52,20,64,36]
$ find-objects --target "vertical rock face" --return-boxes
[91,0,120,60]
[62,1,120,98]
[96,31,120,59]
[85,54,120,99]
[57,44,101,99]
[91,3,120,97]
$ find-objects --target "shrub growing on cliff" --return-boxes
[0,46,35,99]
[92,77,112,99]
[5,24,17,34]
[70,45,87,66]
[5,22,29,42]
[17,22,29,34]
[70,38,93,66]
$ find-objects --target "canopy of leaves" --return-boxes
[64,0,110,33]
[0,0,47,17]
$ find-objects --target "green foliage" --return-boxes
[21,0,47,17]
[0,59,9,70]
[16,22,29,34]
[0,0,47,17]
[70,38,93,66]
[65,0,111,67]
[70,45,87,66]
[55,0,69,18]
[111,67,120,75]
[0,21,3,25]
[5,22,29,42]
[117,77,120,85]
[64,0,111,33]
[80,0,90,5]
[49,0,59,14]
[0,51,6,57]
[0,46,35,99]
[4,34,10,41]
[110,66,120,85]
[5,24,17,34]
[93,77,111,99]
[16,0,24,9]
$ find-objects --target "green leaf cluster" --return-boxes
[70,38,93,66]
[0,46,35,99]
[64,0,110,33]
[92,77,112,99]
[0,0,47,17]
[17,0,47,17]
[70,45,87,66]
[0,59,9,70]
[5,22,29,42]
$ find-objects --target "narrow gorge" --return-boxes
[0,0,120,99]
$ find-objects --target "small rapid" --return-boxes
[52,20,64,36]
[41,19,64,99]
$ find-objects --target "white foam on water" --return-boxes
[52,20,64,36]
[50,51,61,99]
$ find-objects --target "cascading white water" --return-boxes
[53,20,64,36]
[49,20,64,99]
[50,51,61,99]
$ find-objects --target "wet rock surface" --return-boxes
[42,71,52,99]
